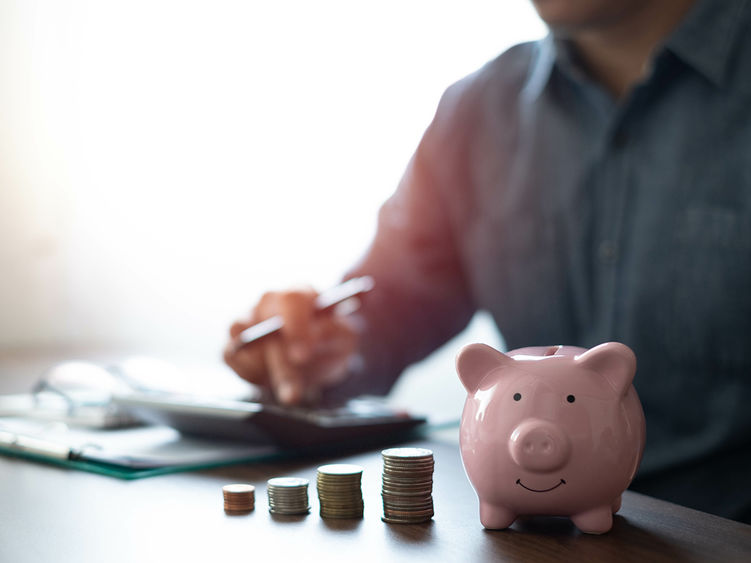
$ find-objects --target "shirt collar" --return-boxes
[665,0,748,87]
[523,0,749,98]
[520,34,557,103]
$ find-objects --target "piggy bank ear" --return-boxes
[575,342,636,397]
[455,343,512,393]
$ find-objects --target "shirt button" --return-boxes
[599,240,618,263]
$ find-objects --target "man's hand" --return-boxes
[223,287,360,405]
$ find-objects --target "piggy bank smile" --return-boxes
[516,478,566,493]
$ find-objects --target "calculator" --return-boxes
[113,392,426,448]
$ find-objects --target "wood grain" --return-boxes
[1,352,749,562]
[0,438,749,563]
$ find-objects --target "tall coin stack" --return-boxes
[266,477,310,515]
[381,447,435,524]
[222,484,255,514]
[316,464,364,519]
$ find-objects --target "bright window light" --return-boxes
[0,1,545,360]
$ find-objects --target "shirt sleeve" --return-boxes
[330,80,478,398]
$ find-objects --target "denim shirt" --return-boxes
[345,0,751,520]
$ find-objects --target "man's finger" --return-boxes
[266,341,304,405]
[229,320,252,339]
[278,288,318,364]
[223,342,269,386]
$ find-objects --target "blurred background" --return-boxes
[0,1,544,406]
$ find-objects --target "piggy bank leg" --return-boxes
[570,506,613,534]
[479,502,516,530]
[612,495,622,514]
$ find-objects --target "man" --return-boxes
[225,0,751,522]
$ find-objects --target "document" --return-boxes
[0,415,280,479]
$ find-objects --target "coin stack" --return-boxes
[222,484,255,515]
[381,447,435,524]
[266,477,311,515]
[316,464,364,519]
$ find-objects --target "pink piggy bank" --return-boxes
[456,342,645,534]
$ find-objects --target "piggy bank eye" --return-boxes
[513,393,522,401]
[566,394,576,403]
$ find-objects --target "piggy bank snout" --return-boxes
[509,419,571,473]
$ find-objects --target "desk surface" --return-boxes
[0,436,749,563]
[1,351,750,562]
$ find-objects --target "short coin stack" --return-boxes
[316,464,364,519]
[222,484,255,514]
[266,477,310,515]
[381,447,435,524]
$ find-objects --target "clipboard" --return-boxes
[0,417,284,479]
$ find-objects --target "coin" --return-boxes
[222,483,255,514]
[380,448,434,524]
[317,464,364,519]
[267,477,310,515]
[317,464,364,476]
[268,477,309,488]
[382,447,433,459]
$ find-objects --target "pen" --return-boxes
[234,276,375,349]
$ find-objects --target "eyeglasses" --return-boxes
[28,357,190,426]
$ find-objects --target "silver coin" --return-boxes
[317,464,364,475]
[382,447,433,459]
[267,477,309,488]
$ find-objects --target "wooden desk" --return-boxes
[1,351,749,562]
[0,436,749,563]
